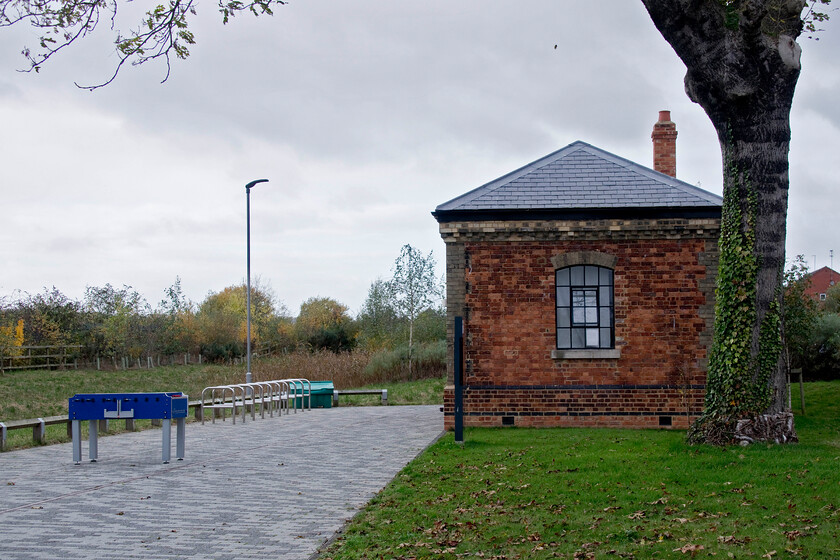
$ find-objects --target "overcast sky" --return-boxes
[1,1,838,315]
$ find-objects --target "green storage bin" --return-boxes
[291,381,334,409]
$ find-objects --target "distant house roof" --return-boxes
[804,266,840,300]
[433,141,722,222]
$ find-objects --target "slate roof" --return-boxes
[433,141,722,220]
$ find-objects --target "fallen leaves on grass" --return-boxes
[784,525,818,541]
[673,543,704,555]
[396,541,431,549]
[718,535,751,545]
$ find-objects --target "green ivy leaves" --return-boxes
[689,163,782,444]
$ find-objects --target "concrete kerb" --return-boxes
[0,405,443,560]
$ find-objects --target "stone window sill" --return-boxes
[551,349,621,360]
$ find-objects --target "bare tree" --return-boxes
[390,244,441,378]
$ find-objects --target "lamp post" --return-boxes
[245,179,268,384]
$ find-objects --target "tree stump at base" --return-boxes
[735,412,798,445]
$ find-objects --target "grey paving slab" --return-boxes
[0,405,443,559]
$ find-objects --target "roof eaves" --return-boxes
[432,205,722,223]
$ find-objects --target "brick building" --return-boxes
[433,112,722,429]
[803,266,839,302]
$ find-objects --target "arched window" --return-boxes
[556,265,614,349]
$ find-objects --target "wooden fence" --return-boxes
[1,342,284,373]
[0,345,83,373]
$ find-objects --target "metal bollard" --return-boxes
[0,422,6,452]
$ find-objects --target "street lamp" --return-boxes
[245,178,268,384]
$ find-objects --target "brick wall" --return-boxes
[440,217,719,429]
[442,386,705,429]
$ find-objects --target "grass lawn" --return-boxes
[321,381,840,560]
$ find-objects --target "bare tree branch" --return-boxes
[0,0,287,89]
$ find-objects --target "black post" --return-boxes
[454,316,464,444]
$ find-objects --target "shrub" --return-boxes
[200,340,243,362]
[364,340,446,382]
[196,308,244,362]
[255,350,370,389]
[306,325,357,353]
[802,313,840,381]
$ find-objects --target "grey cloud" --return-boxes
[2,0,837,310]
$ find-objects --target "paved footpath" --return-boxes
[0,405,443,560]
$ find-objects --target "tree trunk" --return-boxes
[710,101,793,417]
[641,0,804,442]
[408,318,414,379]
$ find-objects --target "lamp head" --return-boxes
[245,179,269,191]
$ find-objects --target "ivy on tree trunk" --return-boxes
[640,0,807,443]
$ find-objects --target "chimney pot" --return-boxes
[652,110,677,177]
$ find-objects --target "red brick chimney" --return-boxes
[651,110,677,177]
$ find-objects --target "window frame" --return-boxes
[555,264,615,350]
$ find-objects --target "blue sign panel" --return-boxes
[68,392,188,421]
